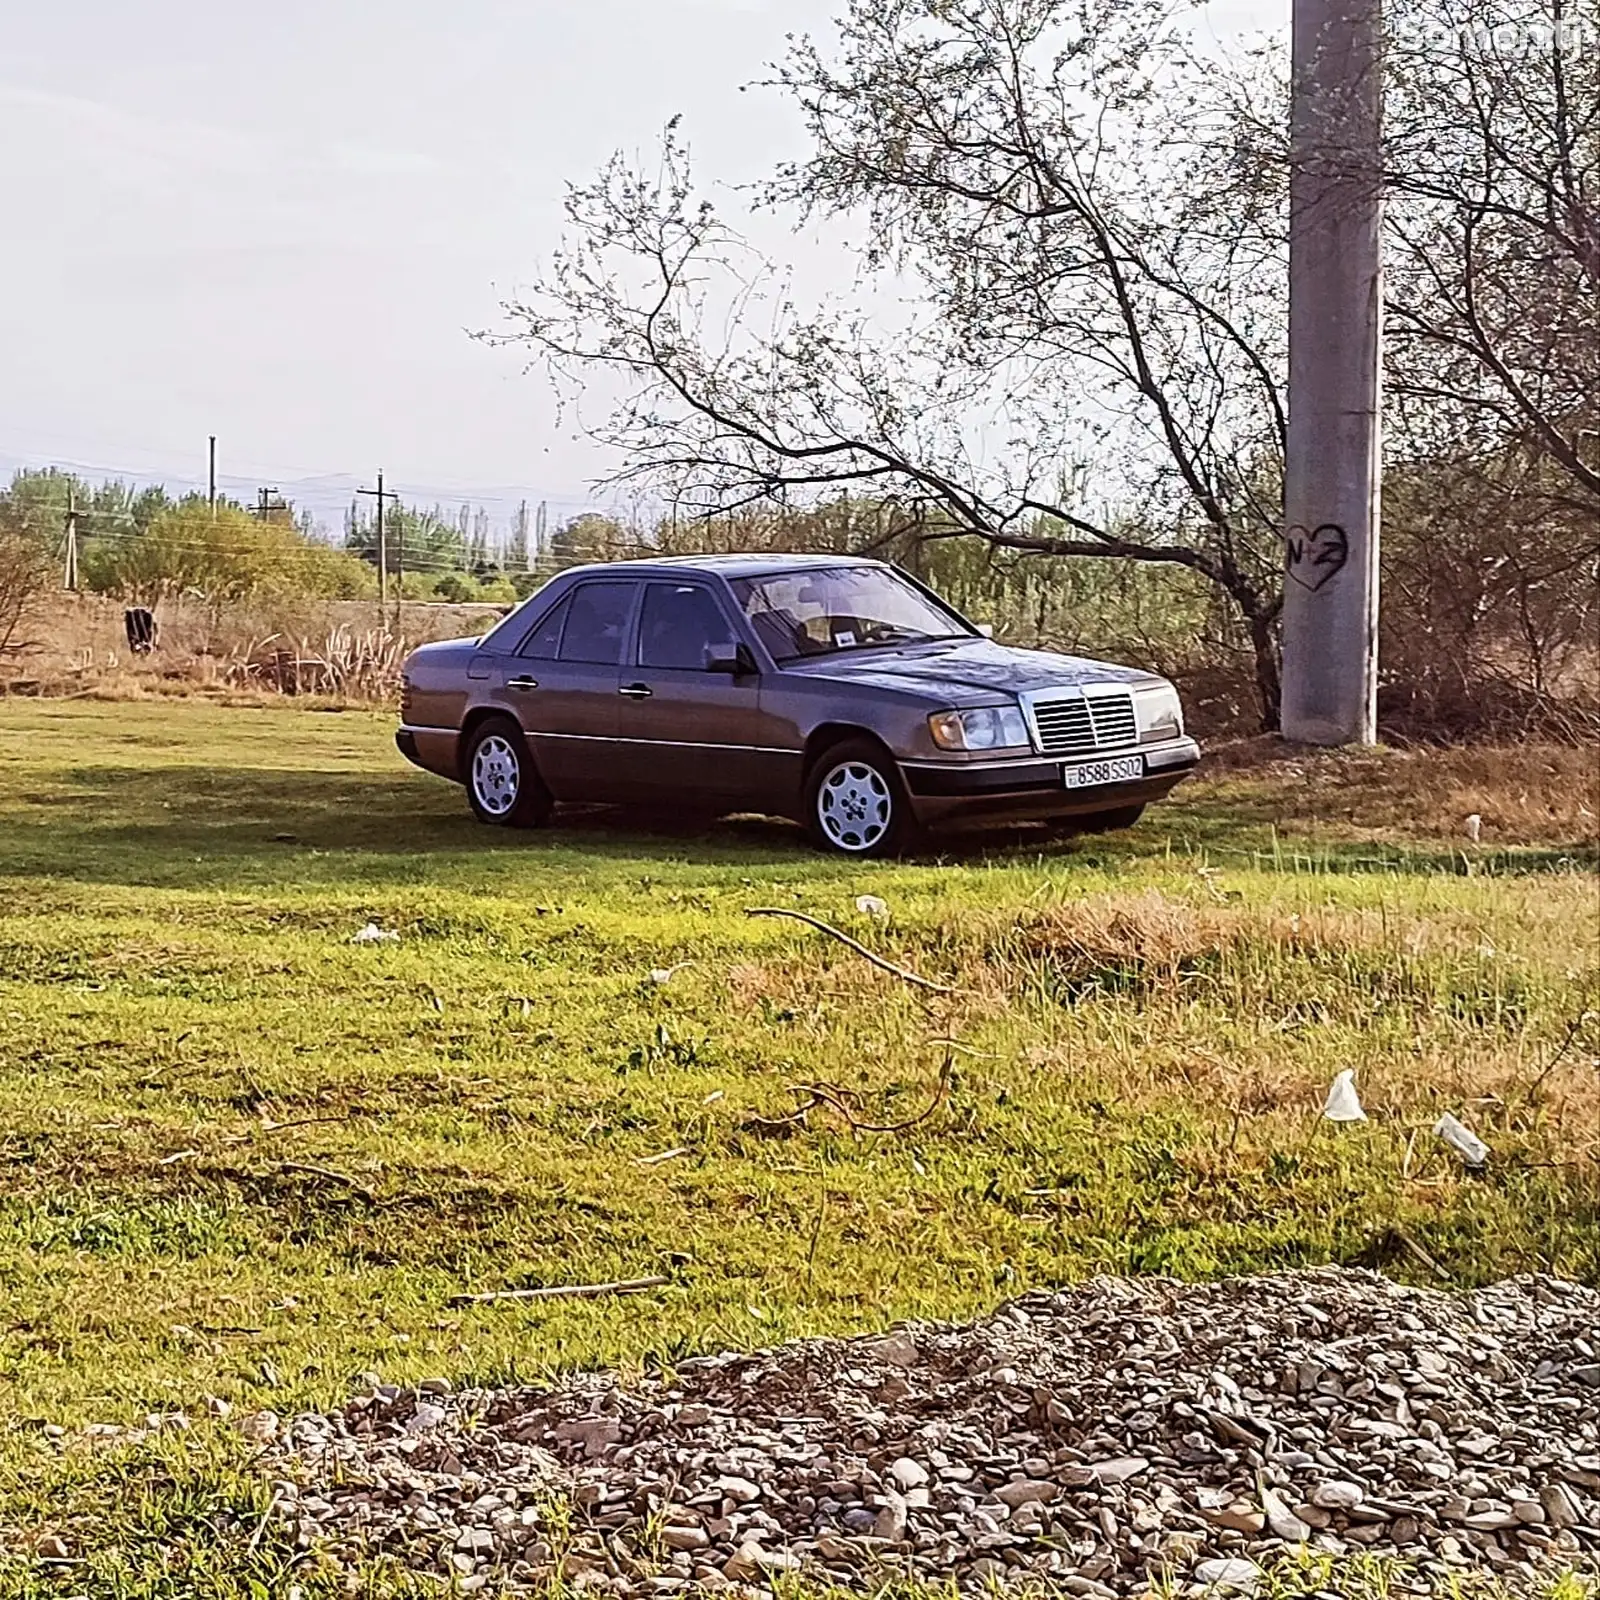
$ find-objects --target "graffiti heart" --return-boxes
[1284,522,1350,591]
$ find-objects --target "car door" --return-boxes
[496,579,639,802]
[615,580,781,806]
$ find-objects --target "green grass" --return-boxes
[0,701,1595,1596]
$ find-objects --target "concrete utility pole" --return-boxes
[62,490,80,592]
[1280,0,1384,745]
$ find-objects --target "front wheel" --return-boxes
[804,739,920,857]
[463,717,551,829]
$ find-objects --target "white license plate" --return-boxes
[1063,755,1144,789]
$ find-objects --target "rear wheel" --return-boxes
[463,717,551,829]
[804,738,920,857]
[1076,802,1146,834]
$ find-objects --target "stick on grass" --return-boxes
[448,1274,670,1308]
[745,907,957,994]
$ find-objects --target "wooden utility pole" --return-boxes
[1280,0,1383,745]
[207,436,217,515]
[357,471,399,630]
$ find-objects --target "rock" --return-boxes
[888,1456,929,1490]
[240,1409,280,1443]
[1541,1484,1581,1528]
[867,1331,920,1368]
[661,1525,709,1553]
[1194,1557,1262,1590]
[874,1489,909,1541]
[36,1535,71,1560]
[1089,1456,1149,1484]
[407,1402,449,1434]
[722,1543,767,1582]
[1209,1504,1267,1535]
[715,1476,762,1504]
[1310,1481,1365,1511]
[1512,1499,1545,1525]
[1259,1482,1311,1542]
[994,1479,1055,1509]
[455,1526,495,1556]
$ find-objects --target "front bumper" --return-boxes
[900,737,1200,823]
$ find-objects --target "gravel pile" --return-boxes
[262,1269,1600,1595]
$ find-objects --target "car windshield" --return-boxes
[731,566,970,663]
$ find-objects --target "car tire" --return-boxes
[462,717,552,829]
[804,738,921,857]
[1076,803,1146,834]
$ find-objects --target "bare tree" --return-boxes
[500,0,1295,724]
[1384,0,1600,505]
[0,526,53,661]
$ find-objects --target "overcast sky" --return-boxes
[0,0,1283,518]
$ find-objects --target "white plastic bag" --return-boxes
[352,923,399,944]
[1434,1112,1490,1166]
[1322,1069,1367,1123]
[1464,813,1483,843]
[854,894,890,920]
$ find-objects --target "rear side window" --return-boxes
[638,583,736,670]
[558,582,636,665]
[517,595,570,659]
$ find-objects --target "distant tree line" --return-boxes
[0,469,580,622]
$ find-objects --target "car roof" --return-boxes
[555,552,888,583]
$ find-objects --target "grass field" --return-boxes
[0,700,1595,1595]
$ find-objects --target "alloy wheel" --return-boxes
[816,759,892,853]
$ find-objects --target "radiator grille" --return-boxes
[1031,691,1137,757]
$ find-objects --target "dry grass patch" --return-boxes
[1200,739,1600,846]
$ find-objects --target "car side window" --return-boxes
[517,594,570,659]
[638,583,737,671]
[558,582,637,665]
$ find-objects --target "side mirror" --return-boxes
[704,642,754,675]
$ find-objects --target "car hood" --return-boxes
[784,638,1162,702]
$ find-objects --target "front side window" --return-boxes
[558,582,637,665]
[731,566,970,663]
[638,583,737,670]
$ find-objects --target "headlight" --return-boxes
[928,705,1031,751]
[1135,682,1184,744]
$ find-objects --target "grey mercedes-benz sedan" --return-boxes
[396,554,1200,855]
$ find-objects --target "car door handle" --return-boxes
[619,683,653,699]
[505,675,539,692]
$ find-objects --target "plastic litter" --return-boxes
[352,923,400,944]
[1322,1068,1367,1123]
[1464,813,1483,843]
[854,895,890,920]
[1434,1111,1490,1166]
